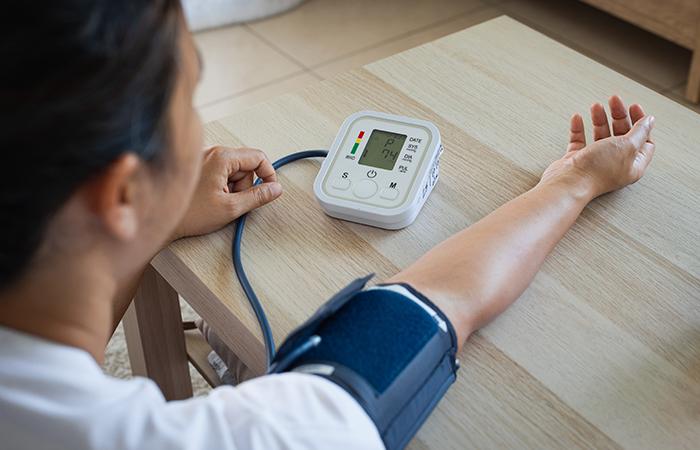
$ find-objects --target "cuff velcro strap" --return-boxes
[275,276,459,450]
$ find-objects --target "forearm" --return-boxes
[110,267,148,335]
[387,175,594,346]
[110,239,179,334]
[110,207,199,334]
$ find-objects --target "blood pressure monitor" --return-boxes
[314,111,442,229]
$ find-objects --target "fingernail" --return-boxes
[269,182,282,196]
[649,115,655,126]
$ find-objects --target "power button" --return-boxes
[353,179,378,199]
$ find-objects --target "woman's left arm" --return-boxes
[387,96,655,348]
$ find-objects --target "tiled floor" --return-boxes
[192,0,699,124]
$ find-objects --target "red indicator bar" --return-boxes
[357,130,365,139]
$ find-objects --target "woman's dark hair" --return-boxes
[0,0,182,288]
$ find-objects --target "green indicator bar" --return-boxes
[351,142,359,154]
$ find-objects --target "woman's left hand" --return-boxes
[540,95,655,200]
[173,146,282,240]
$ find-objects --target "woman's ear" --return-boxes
[85,153,145,242]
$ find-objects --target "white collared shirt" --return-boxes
[0,326,384,450]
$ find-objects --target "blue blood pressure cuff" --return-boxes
[269,275,459,450]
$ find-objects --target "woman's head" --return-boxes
[0,1,203,288]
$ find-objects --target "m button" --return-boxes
[380,188,399,200]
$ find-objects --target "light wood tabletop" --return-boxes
[125,16,700,450]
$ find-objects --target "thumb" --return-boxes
[626,115,655,149]
[229,182,282,217]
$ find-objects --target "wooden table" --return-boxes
[125,16,700,449]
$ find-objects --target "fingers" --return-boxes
[229,181,283,217]
[230,172,254,193]
[629,103,646,125]
[244,148,276,183]
[608,95,632,136]
[567,113,587,152]
[583,97,650,140]
[218,147,277,183]
[220,147,281,216]
[590,103,611,140]
[625,115,655,149]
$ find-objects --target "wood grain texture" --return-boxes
[123,265,193,400]
[154,17,700,448]
[578,0,699,49]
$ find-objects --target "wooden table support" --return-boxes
[687,18,700,103]
[124,264,193,400]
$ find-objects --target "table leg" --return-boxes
[686,25,700,103]
[123,264,193,400]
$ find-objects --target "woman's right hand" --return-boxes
[540,95,656,199]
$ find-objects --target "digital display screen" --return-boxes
[358,129,406,171]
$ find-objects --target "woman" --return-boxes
[0,1,655,449]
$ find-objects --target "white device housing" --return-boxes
[314,111,442,229]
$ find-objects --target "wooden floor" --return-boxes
[193,0,698,123]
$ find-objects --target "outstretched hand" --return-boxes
[173,146,282,240]
[541,95,655,199]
